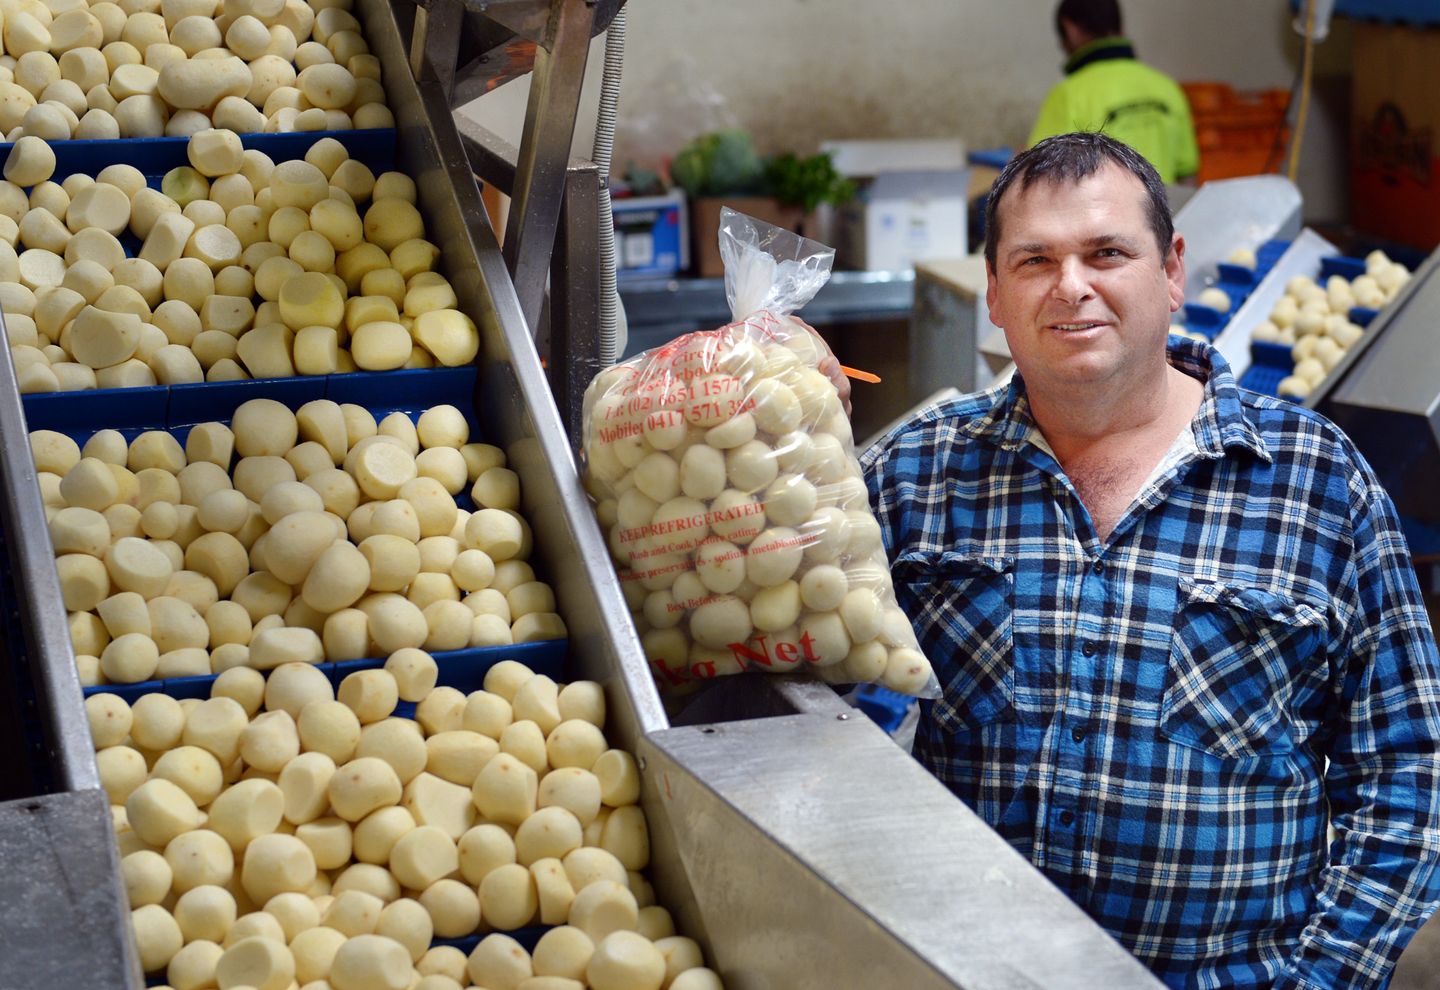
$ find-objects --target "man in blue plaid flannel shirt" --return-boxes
[859,132,1440,988]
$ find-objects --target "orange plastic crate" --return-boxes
[1183,82,1291,182]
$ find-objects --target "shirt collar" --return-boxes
[959,337,1273,464]
[1063,36,1137,75]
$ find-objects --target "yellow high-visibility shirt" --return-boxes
[1028,37,1199,183]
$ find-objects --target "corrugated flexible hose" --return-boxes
[592,6,627,365]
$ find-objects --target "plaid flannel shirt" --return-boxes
[860,337,1440,988]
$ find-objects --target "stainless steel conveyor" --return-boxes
[1311,244,1440,527]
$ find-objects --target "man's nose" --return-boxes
[1052,256,1093,305]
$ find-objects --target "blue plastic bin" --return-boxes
[22,365,481,443]
[1,128,396,186]
[854,682,914,734]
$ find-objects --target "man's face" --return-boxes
[985,163,1185,399]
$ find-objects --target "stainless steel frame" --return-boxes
[454,116,603,439]
[642,680,1160,990]
[407,0,615,438]
[0,332,144,988]
[1173,175,1303,300]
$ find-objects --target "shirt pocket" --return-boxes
[893,550,1016,733]
[1161,578,1326,760]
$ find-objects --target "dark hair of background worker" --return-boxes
[1026,0,1199,185]
[1055,0,1123,52]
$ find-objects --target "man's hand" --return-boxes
[796,319,853,416]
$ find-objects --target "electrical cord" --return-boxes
[1285,0,1317,182]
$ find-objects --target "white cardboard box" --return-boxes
[837,170,970,272]
[821,138,967,176]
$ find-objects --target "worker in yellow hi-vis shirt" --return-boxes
[1028,0,1198,184]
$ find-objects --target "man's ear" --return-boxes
[1165,234,1186,314]
[985,259,1004,327]
[1058,16,1085,52]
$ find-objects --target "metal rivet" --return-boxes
[837,712,850,720]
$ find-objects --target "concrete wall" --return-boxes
[457,1,1356,222]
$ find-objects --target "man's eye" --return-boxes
[1096,248,1123,258]
[1021,256,1046,266]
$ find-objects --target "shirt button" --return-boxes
[1071,727,1086,743]
[1059,810,1076,826]
[1081,641,1097,657]
[1092,559,1104,575]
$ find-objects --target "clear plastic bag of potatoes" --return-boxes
[581,208,939,699]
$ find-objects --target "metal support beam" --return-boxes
[409,0,464,101]
[550,159,601,438]
[456,116,518,194]
[457,114,604,440]
[502,0,597,333]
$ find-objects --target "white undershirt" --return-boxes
[1029,423,1198,495]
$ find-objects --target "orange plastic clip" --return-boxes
[840,365,882,384]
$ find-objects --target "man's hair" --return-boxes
[1055,0,1123,40]
[984,131,1174,270]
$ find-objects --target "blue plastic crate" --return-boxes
[853,682,914,734]
[1350,306,1380,327]
[84,638,567,705]
[1215,262,1258,289]
[1320,255,1367,281]
[967,147,1014,170]
[1239,362,1289,398]
[22,366,482,443]
[1256,239,1290,274]
[0,128,396,184]
[1250,339,1294,369]
[1182,302,1228,336]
